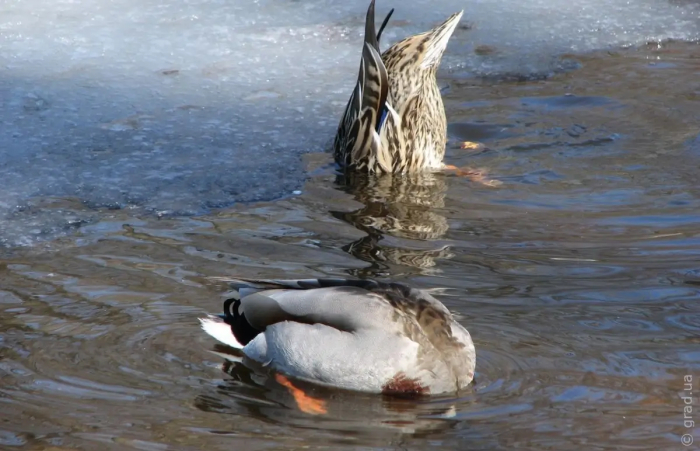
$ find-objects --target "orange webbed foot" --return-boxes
[443,165,502,187]
[275,374,327,415]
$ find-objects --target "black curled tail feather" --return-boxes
[376,7,394,44]
[223,298,260,346]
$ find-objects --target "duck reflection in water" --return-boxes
[332,171,455,273]
[195,353,468,437]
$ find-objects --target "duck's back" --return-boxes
[235,280,476,394]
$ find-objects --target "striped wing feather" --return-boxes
[334,1,393,172]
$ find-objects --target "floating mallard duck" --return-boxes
[333,1,463,174]
[200,278,476,414]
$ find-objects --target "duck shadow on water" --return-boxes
[195,347,475,439]
[330,171,455,275]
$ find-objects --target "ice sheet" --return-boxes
[1,0,698,247]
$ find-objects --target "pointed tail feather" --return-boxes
[421,11,463,69]
[364,0,380,51]
[376,7,395,44]
[365,0,394,50]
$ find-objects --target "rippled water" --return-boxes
[1,43,700,450]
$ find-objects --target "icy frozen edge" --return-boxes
[1,0,699,247]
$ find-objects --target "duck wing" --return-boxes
[333,0,395,172]
[222,277,457,349]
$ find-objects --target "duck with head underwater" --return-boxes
[200,277,476,415]
[333,0,471,175]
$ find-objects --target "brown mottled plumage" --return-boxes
[333,1,463,174]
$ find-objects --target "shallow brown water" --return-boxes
[1,43,700,450]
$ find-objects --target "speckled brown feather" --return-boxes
[333,2,463,174]
[365,281,469,386]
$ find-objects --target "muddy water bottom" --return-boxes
[1,43,700,450]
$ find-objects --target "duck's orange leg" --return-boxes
[275,374,327,415]
[444,165,502,186]
[447,140,500,186]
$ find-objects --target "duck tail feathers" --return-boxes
[199,316,244,349]
[421,11,463,69]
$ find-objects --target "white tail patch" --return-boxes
[199,316,244,349]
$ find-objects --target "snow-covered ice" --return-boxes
[0,0,699,247]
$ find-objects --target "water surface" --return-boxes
[1,43,699,450]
